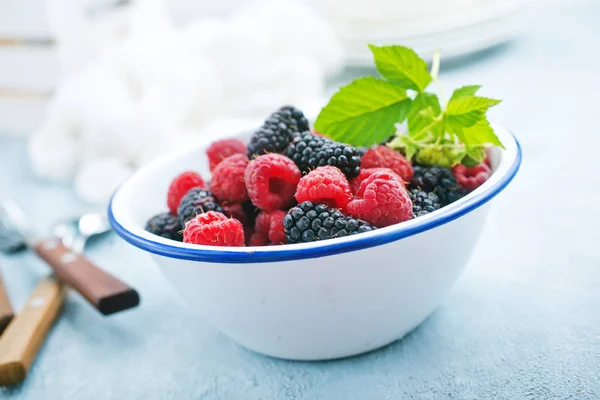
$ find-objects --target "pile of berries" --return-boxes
[145,106,492,246]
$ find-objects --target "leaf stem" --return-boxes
[430,50,447,107]
[430,50,441,80]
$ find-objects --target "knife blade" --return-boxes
[0,199,140,315]
[0,213,26,254]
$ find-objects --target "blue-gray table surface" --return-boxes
[1,1,599,399]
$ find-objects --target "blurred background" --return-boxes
[1,0,534,204]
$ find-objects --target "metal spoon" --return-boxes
[53,212,112,254]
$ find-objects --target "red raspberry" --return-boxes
[247,230,270,246]
[207,139,247,171]
[295,166,353,209]
[222,202,247,225]
[346,170,412,227]
[255,210,287,245]
[211,154,249,203]
[167,171,206,215]
[452,162,492,192]
[243,225,259,246]
[183,211,244,246]
[349,168,402,194]
[360,145,413,182]
[245,154,301,210]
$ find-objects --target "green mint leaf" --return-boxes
[447,124,468,145]
[446,96,501,127]
[368,44,432,91]
[450,85,482,100]
[408,92,441,133]
[388,134,419,160]
[463,147,486,167]
[314,76,411,146]
[461,118,504,148]
[410,109,444,141]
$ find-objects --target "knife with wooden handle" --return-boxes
[0,276,65,386]
[0,199,139,315]
[34,238,139,315]
[0,270,14,334]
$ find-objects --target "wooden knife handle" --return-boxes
[34,238,140,315]
[0,276,65,386]
[0,271,14,334]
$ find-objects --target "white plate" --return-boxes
[342,0,531,65]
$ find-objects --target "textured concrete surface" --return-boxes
[1,0,599,398]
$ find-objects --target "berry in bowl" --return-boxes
[109,45,521,360]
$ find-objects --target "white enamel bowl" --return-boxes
[109,124,521,360]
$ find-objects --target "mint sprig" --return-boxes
[314,45,504,167]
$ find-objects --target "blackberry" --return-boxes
[285,132,361,178]
[408,188,441,218]
[283,201,376,244]
[247,106,309,158]
[145,213,183,241]
[410,165,466,206]
[177,188,225,226]
[269,105,309,133]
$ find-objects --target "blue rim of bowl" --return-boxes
[108,133,521,264]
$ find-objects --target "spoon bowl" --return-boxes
[53,213,111,253]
